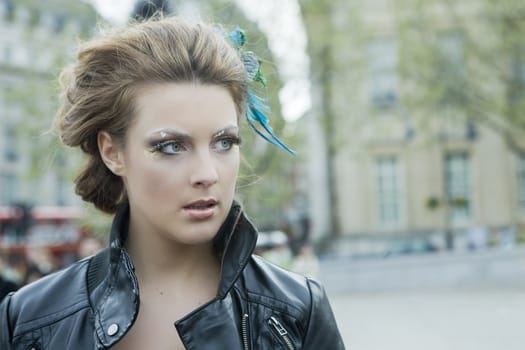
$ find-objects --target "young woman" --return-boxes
[0,17,344,349]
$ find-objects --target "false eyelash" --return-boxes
[148,139,179,153]
[217,135,242,146]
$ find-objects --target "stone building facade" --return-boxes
[301,0,525,252]
[0,0,97,207]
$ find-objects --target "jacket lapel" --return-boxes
[89,202,258,348]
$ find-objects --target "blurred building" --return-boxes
[301,0,525,253]
[0,0,97,206]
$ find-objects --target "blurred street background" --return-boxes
[328,285,525,350]
[1,0,525,349]
[321,248,525,349]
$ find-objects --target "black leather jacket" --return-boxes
[0,203,345,349]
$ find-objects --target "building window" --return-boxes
[445,153,471,222]
[40,12,54,31]
[376,156,400,226]
[4,124,17,162]
[54,14,66,33]
[1,0,14,21]
[3,43,12,64]
[518,154,525,208]
[510,47,525,104]
[367,38,398,109]
[0,173,17,205]
[437,33,466,105]
[438,33,464,74]
[15,6,30,25]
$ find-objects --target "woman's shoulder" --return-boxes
[3,258,92,333]
[242,255,324,317]
[242,255,345,349]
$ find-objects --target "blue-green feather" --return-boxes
[227,27,296,155]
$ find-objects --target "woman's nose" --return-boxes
[189,151,219,187]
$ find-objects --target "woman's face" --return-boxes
[114,83,240,246]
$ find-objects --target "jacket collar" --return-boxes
[90,201,258,348]
[106,200,258,295]
[212,201,258,297]
[90,201,258,338]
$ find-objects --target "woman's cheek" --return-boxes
[138,164,178,199]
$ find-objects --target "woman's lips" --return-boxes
[183,199,217,219]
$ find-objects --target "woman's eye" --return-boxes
[152,141,184,155]
[217,139,232,151]
[214,137,240,152]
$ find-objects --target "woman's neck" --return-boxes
[124,221,220,288]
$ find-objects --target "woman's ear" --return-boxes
[98,131,125,176]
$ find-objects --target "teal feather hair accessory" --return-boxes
[227,26,296,155]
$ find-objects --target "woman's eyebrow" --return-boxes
[212,126,239,138]
[146,129,192,145]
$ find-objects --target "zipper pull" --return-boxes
[269,316,288,336]
[242,313,250,350]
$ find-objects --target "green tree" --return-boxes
[201,0,300,229]
[396,0,525,151]
[393,0,525,248]
[89,0,299,231]
[2,0,97,206]
[299,0,341,236]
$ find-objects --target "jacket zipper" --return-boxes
[268,316,295,350]
[242,313,250,350]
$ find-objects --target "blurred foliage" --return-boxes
[190,0,299,228]
[425,195,469,210]
[14,0,98,19]
[5,0,97,35]
[396,0,525,151]
[298,0,334,236]
[79,205,114,242]
[6,67,66,180]
[517,225,525,244]
[426,196,441,210]
[7,0,299,232]
[2,0,97,203]
[299,0,525,238]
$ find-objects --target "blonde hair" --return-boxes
[55,16,247,213]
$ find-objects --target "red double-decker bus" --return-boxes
[0,205,86,262]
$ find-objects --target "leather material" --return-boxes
[0,203,345,349]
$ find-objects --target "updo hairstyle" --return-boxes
[55,17,248,213]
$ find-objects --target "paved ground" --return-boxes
[327,287,525,350]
